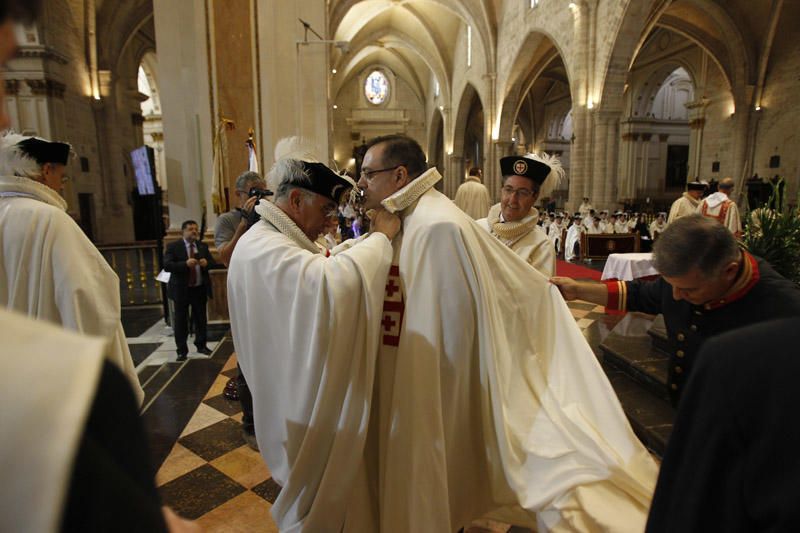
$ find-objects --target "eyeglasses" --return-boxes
[360,165,403,182]
[501,186,534,198]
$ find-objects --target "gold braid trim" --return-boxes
[254,200,322,254]
[487,203,540,242]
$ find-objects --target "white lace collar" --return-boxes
[0,175,67,211]
[254,200,322,254]
[381,167,442,214]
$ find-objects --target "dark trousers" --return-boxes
[173,285,207,355]
[237,364,255,434]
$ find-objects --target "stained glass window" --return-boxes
[364,70,389,105]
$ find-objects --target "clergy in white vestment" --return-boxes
[650,212,668,239]
[476,154,558,277]
[453,167,492,220]
[547,213,565,253]
[627,212,639,232]
[696,177,742,238]
[0,133,142,404]
[614,212,630,234]
[355,134,657,532]
[578,197,594,218]
[586,215,603,234]
[601,213,617,234]
[667,180,706,223]
[227,146,402,532]
[564,213,584,262]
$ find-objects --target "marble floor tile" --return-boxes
[210,445,271,489]
[576,318,595,329]
[222,353,238,372]
[179,418,246,461]
[194,491,277,533]
[251,478,282,505]
[156,443,208,487]
[204,374,232,400]
[159,464,246,519]
[180,402,229,438]
[570,308,589,318]
[204,393,244,416]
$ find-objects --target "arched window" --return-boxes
[364,70,389,105]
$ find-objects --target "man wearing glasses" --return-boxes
[476,153,561,276]
[351,135,656,532]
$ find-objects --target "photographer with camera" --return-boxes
[214,170,271,267]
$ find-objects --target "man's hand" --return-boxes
[198,258,208,268]
[241,195,259,216]
[370,208,401,241]
[550,276,580,300]
[186,258,198,268]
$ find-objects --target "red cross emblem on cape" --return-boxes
[381,264,404,346]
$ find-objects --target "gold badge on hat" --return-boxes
[514,160,528,175]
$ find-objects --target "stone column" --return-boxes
[603,115,620,206]
[446,154,464,198]
[590,113,610,206]
[686,99,708,180]
[568,106,591,211]
[639,133,652,198]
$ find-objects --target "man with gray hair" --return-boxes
[227,143,401,531]
[552,214,800,404]
[697,176,742,238]
[214,170,268,266]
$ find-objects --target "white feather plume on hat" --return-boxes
[0,131,42,178]
[524,151,566,188]
[273,136,319,163]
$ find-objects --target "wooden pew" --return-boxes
[580,232,641,261]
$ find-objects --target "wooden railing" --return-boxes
[98,241,164,306]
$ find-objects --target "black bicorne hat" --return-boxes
[299,161,354,204]
[17,137,70,166]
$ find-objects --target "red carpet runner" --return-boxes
[555,259,603,281]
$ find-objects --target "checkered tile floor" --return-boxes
[156,300,606,531]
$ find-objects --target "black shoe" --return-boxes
[196,346,213,355]
[242,429,259,451]
[176,353,187,362]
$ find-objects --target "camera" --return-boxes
[248,187,274,200]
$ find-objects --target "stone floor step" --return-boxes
[599,314,671,402]
[647,314,671,357]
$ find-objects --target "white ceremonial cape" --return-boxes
[0,308,105,533]
[454,176,492,220]
[368,168,657,532]
[477,203,556,277]
[697,192,742,236]
[0,175,143,404]
[564,224,583,262]
[649,220,667,237]
[578,202,594,217]
[667,192,700,223]
[547,221,564,252]
[227,200,393,532]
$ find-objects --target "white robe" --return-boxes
[0,309,105,533]
[578,202,594,217]
[586,223,602,235]
[599,221,615,234]
[614,221,629,234]
[370,169,657,531]
[649,220,667,238]
[227,200,393,532]
[0,175,143,404]
[697,192,742,236]
[454,176,492,220]
[564,223,583,261]
[667,192,701,223]
[477,204,556,277]
[547,222,564,252]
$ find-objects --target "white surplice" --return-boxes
[564,223,583,261]
[227,200,393,532]
[697,192,742,236]
[0,309,105,533]
[0,175,143,404]
[478,203,556,277]
[667,192,700,223]
[370,168,657,532]
[454,176,492,220]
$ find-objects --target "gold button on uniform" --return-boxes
[690,325,698,332]
[675,366,683,374]
[677,350,685,358]
[677,333,686,341]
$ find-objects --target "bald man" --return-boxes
[697,177,742,238]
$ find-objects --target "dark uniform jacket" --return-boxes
[163,238,216,300]
[604,252,800,404]
[646,318,800,532]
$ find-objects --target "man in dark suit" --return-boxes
[164,220,215,361]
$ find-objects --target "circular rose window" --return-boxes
[364,70,389,105]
